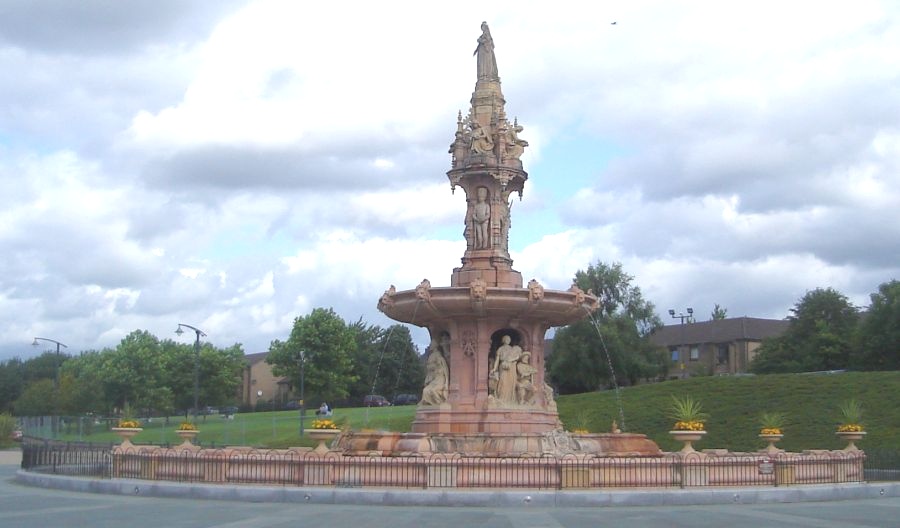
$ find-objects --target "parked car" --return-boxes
[220,406,238,416]
[363,395,391,407]
[393,394,419,406]
[284,400,301,410]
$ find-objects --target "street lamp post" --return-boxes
[298,350,306,436]
[668,308,693,378]
[175,324,206,422]
[31,337,68,391]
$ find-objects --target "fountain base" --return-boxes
[337,430,661,457]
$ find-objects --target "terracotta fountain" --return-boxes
[340,23,660,457]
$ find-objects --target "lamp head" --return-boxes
[175,326,184,336]
[668,309,675,317]
[31,338,39,347]
[687,307,694,315]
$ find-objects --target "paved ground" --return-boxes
[0,449,21,466]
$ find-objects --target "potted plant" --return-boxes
[668,395,707,453]
[836,399,866,451]
[175,421,199,448]
[305,418,342,455]
[111,418,143,447]
[758,411,786,454]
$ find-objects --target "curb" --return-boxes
[14,470,900,507]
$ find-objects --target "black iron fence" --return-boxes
[20,439,882,490]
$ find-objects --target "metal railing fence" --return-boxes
[20,439,872,490]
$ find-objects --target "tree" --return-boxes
[100,330,172,413]
[363,324,422,399]
[13,379,56,416]
[0,358,25,413]
[59,350,110,415]
[751,288,858,374]
[267,308,358,404]
[548,261,666,393]
[347,321,423,401]
[853,280,900,370]
[710,304,728,320]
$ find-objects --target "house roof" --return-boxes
[243,351,270,365]
[650,317,789,347]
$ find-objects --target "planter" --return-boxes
[669,430,706,454]
[175,429,200,449]
[111,427,143,448]
[836,430,866,451]
[758,433,784,455]
[305,429,341,455]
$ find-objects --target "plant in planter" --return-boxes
[112,416,143,447]
[758,411,787,454]
[310,418,339,430]
[836,399,866,451]
[306,418,344,455]
[175,421,199,448]
[668,395,708,453]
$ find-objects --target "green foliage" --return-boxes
[710,304,728,320]
[0,358,25,413]
[853,280,900,370]
[0,412,15,447]
[838,398,863,425]
[13,379,55,416]
[668,395,708,423]
[267,308,358,403]
[548,261,666,393]
[758,411,787,431]
[347,321,423,401]
[556,371,900,452]
[751,287,858,373]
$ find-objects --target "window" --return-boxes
[689,347,699,361]
[671,348,679,362]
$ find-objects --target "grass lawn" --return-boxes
[556,371,900,453]
[55,404,417,449]
[47,371,900,453]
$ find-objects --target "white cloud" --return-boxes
[1,0,898,360]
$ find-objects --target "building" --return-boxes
[650,317,789,377]
[239,352,292,408]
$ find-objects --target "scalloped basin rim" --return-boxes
[379,286,598,326]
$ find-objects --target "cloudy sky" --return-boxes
[2,0,898,361]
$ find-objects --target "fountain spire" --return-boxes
[447,22,530,289]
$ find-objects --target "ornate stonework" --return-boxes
[373,24,608,453]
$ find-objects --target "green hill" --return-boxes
[557,371,900,453]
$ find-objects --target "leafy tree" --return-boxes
[100,330,172,413]
[198,343,245,407]
[23,351,69,385]
[379,325,424,398]
[853,280,900,370]
[267,308,358,403]
[59,350,110,415]
[710,304,728,320]
[347,321,423,401]
[548,261,666,393]
[0,358,25,413]
[13,379,56,416]
[751,288,858,374]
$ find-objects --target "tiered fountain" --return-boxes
[341,23,659,457]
